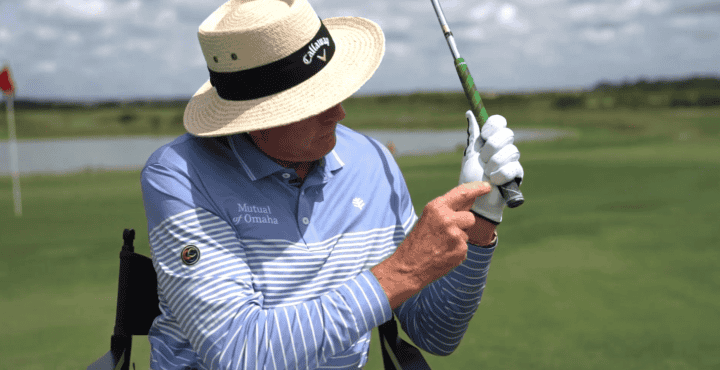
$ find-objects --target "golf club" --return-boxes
[430,0,525,208]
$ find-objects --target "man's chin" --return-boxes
[314,134,336,161]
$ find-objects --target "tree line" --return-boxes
[8,75,720,111]
[553,75,720,109]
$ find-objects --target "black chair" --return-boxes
[88,229,162,370]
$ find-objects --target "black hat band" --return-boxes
[209,21,336,101]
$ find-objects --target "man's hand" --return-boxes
[459,111,524,224]
[371,181,491,309]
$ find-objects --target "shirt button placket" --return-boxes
[297,187,311,234]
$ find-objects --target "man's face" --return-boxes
[247,103,345,164]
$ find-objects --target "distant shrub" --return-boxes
[150,116,162,132]
[372,95,404,105]
[593,80,615,92]
[118,112,137,125]
[646,94,670,106]
[172,113,184,125]
[553,95,584,109]
[697,94,720,107]
[670,98,693,107]
[601,96,616,108]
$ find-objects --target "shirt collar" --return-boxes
[228,133,345,182]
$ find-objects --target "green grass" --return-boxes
[385,139,720,369]
[1,106,719,369]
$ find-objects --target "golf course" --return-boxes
[1,88,718,369]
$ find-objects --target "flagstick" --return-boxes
[5,94,21,217]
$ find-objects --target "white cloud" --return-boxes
[395,0,430,13]
[469,2,496,21]
[25,0,106,19]
[497,3,517,23]
[119,0,142,13]
[669,15,701,28]
[437,0,463,11]
[375,16,413,33]
[100,25,117,38]
[519,0,564,4]
[65,31,82,45]
[124,38,156,53]
[458,26,487,41]
[521,33,560,66]
[154,8,179,26]
[581,28,616,44]
[317,6,366,17]
[568,3,599,21]
[62,0,108,17]
[386,41,413,58]
[620,0,645,14]
[497,3,528,32]
[568,0,671,23]
[0,27,12,43]
[634,0,671,15]
[620,22,645,36]
[25,0,144,22]
[9,0,719,99]
[34,61,58,73]
[93,44,116,58]
[465,2,528,33]
[189,52,208,68]
[34,25,59,41]
[24,0,57,17]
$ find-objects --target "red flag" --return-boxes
[1,66,15,95]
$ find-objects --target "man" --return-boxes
[140,0,523,369]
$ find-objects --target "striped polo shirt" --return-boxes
[140,124,496,370]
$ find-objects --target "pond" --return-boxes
[0,128,571,175]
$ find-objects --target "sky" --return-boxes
[0,0,718,100]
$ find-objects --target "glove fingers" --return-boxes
[480,115,507,141]
[489,161,524,186]
[465,110,481,156]
[480,127,515,163]
[485,144,520,178]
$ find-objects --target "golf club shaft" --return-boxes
[430,0,524,208]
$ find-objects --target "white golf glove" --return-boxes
[459,111,523,224]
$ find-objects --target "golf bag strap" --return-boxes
[378,314,431,370]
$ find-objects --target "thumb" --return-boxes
[442,181,492,211]
[465,110,481,156]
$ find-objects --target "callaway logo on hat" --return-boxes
[183,0,386,137]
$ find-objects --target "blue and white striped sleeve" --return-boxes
[380,148,497,357]
[394,239,496,356]
[141,163,393,369]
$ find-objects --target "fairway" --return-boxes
[1,108,719,369]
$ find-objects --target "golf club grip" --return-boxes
[499,180,524,208]
[454,58,525,208]
[455,58,489,124]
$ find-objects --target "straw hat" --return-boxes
[183,0,385,137]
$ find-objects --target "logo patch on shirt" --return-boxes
[181,245,200,265]
[233,203,279,225]
[353,197,365,210]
